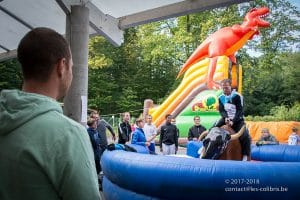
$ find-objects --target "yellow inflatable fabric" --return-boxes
[151,56,230,127]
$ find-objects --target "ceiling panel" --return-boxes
[0,11,29,50]
[0,0,251,61]
[91,0,184,18]
[1,0,66,33]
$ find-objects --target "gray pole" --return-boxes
[63,5,89,125]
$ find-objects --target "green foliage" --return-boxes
[88,67,118,114]
[245,115,276,121]
[242,0,300,116]
[245,102,300,121]
[270,102,300,121]
[88,36,114,69]
[1,0,299,122]
[115,87,142,117]
[0,59,22,91]
[280,53,300,105]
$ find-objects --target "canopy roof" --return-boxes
[0,0,250,61]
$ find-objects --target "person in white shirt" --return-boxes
[288,127,300,145]
[143,115,157,153]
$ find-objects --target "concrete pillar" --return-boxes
[63,5,89,125]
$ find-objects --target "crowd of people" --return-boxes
[0,27,299,199]
[86,78,299,170]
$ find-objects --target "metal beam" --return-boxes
[0,44,9,52]
[56,0,124,46]
[0,5,33,29]
[119,0,251,29]
[0,49,17,62]
[55,0,70,15]
[87,2,124,46]
[55,0,89,15]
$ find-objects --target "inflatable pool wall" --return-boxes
[102,148,300,199]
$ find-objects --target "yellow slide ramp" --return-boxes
[150,56,230,127]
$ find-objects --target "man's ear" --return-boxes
[56,58,66,78]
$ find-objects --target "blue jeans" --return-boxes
[148,143,155,153]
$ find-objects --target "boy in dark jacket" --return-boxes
[188,116,206,141]
[118,112,132,144]
[160,114,178,155]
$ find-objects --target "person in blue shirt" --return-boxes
[131,118,150,148]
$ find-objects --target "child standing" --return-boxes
[288,127,300,145]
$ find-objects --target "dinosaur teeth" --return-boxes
[260,13,269,18]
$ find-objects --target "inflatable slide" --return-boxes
[147,7,272,130]
[147,56,242,136]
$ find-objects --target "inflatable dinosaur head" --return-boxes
[244,7,270,30]
[176,7,270,79]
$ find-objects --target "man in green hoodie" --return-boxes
[0,28,101,199]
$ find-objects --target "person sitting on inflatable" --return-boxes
[288,127,300,145]
[256,128,279,146]
[214,79,251,161]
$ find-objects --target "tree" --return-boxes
[1,0,299,119]
[240,0,300,115]
[0,59,22,91]
[115,87,142,117]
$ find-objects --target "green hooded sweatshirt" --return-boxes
[0,90,101,200]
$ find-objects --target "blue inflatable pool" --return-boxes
[251,144,300,162]
[101,144,300,199]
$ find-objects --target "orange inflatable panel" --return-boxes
[246,121,300,143]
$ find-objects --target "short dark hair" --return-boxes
[89,110,98,117]
[17,27,71,82]
[194,116,200,120]
[221,79,232,85]
[121,112,130,120]
[165,114,172,119]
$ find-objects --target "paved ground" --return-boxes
[107,135,188,155]
[155,145,187,155]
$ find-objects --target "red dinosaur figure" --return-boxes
[177,7,270,89]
